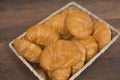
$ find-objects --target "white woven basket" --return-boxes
[9,1,120,80]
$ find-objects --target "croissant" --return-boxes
[60,9,81,39]
[66,10,94,39]
[25,24,60,46]
[93,21,111,50]
[79,36,98,62]
[40,40,81,71]
[48,67,71,80]
[13,39,42,63]
[71,40,86,74]
[61,9,81,16]
[44,14,66,35]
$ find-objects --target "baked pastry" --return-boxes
[40,40,81,80]
[60,9,80,39]
[40,40,81,71]
[79,36,98,62]
[25,24,60,46]
[48,67,71,80]
[66,10,94,39]
[93,21,111,50]
[61,9,80,16]
[71,40,86,74]
[44,14,66,35]
[13,39,42,63]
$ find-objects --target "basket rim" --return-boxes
[9,1,120,80]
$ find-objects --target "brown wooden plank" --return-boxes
[0,0,120,80]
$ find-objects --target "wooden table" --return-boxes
[0,0,120,80]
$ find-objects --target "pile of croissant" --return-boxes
[13,9,111,80]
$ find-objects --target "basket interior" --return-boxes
[10,3,119,80]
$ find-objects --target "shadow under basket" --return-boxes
[9,1,120,80]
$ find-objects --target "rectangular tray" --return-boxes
[9,1,120,80]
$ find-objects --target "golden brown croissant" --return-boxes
[61,9,80,16]
[13,39,42,63]
[93,21,111,50]
[48,67,71,80]
[40,40,81,71]
[25,24,60,46]
[79,36,98,62]
[71,40,86,74]
[66,10,94,39]
[60,9,81,39]
[44,14,66,35]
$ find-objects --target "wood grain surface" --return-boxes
[0,0,120,80]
